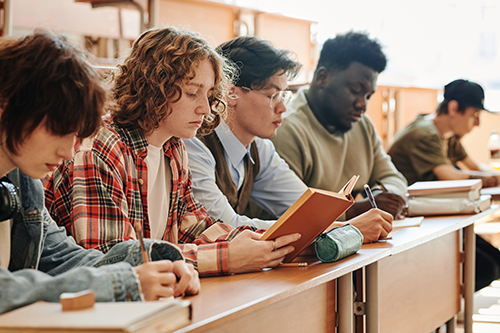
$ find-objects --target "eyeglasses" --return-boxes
[240,86,292,108]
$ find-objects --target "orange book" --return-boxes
[407,179,483,197]
[260,175,359,263]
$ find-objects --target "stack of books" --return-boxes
[406,179,491,216]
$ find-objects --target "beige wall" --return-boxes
[366,86,440,149]
[461,112,500,164]
[256,13,315,82]
[158,0,235,46]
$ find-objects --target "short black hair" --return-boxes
[317,31,387,73]
[216,36,302,89]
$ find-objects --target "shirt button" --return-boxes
[138,179,144,185]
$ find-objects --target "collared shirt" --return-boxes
[44,117,259,276]
[184,121,308,229]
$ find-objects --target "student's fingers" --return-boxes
[159,272,178,286]
[270,245,295,261]
[184,264,200,296]
[154,260,175,273]
[272,233,301,250]
[171,261,193,297]
[149,286,175,300]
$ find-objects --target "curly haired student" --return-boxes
[44,26,299,277]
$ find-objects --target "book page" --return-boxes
[393,216,424,228]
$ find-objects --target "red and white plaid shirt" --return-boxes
[44,116,260,276]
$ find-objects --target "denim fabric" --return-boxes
[0,169,183,314]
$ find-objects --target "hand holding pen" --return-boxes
[371,180,406,219]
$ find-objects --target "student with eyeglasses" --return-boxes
[183,36,393,243]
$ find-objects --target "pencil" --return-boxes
[135,222,149,263]
[279,262,308,267]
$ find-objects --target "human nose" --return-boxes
[197,97,211,115]
[354,95,368,112]
[274,98,287,114]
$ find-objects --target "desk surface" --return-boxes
[175,208,498,333]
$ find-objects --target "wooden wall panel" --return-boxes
[257,13,315,82]
[158,0,235,47]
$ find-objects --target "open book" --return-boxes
[261,175,359,263]
[0,298,191,333]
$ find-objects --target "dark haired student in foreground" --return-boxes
[0,31,199,314]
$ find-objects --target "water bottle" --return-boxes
[488,130,500,170]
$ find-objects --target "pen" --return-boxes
[364,184,378,209]
[279,262,308,267]
[375,180,388,192]
[135,222,149,263]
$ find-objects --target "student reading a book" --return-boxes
[44,26,300,277]
[388,79,500,291]
[183,35,393,243]
[271,32,407,220]
[0,31,200,314]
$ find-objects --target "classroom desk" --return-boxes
[175,207,497,333]
[364,207,497,333]
[175,248,390,333]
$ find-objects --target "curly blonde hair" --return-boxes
[112,26,234,136]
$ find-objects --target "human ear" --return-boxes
[447,100,459,116]
[313,67,331,87]
[227,85,238,107]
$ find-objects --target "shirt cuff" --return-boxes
[101,262,143,302]
[182,242,230,277]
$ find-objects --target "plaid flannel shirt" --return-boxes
[44,117,260,276]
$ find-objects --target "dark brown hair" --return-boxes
[0,30,106,154]
[112,26,234,136]
[216,36,301,90]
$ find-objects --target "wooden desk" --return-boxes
[176,248,390,333]
[175,207,497,333]
[364,207,498,333]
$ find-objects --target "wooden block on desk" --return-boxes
[60,290,95,311]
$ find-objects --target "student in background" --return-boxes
[44,26,299,276]
[272,31,407,220]
[388,79,500,291]
[184,36,393,242]
[388,79,500,187]
[0,31,199,314]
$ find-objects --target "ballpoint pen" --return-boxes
[364,184,378,209]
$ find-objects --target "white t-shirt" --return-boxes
[0,219,12,269]
[145,144,171,240]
